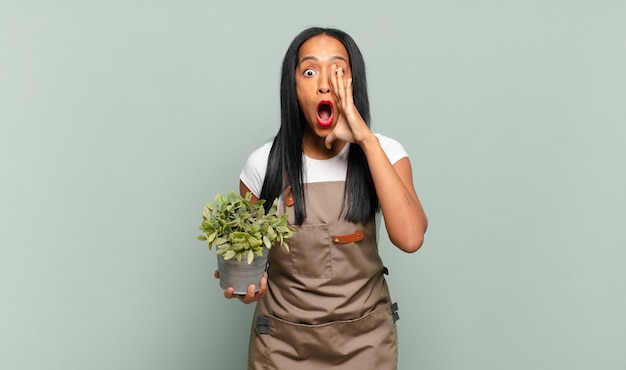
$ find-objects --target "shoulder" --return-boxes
[239,141,273,197]
[374,133,408,164]
[246,141,273,167]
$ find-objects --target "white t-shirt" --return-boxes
[240,133,408,197]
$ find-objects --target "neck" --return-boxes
[302,132,346,159]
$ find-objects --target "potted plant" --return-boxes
[197,191,294,294]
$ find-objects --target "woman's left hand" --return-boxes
[214,270,268,304]
[325,65,374,149]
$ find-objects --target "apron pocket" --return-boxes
[258,305,398,369]
[289,223,332,279]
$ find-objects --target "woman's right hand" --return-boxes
[214,270,268,304]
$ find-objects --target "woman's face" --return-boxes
[295,34,352,138]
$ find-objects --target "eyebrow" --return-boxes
[298,55,348,64]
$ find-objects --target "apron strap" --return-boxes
[331,231,364,244]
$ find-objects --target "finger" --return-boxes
[242,284,257,304]
[335,66,346,103]
[223,287,235,299]
[330,65,343,103]
[325,130,336,150]
[346,78,354,106]
[330,64,340,98]
[214,270,220,279]
[256,273,268,299]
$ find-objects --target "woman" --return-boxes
[224,27,427,369]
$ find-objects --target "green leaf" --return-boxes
[276,226,290,234]
[216,244,231,254]
[229,231,247,240]
[223,250,235,260]
[247,235,262,248]
[266,226,276,240]
[268,198,278,215]
[262,235,271,249]
[214,237,228,246]
[206,231,217,243]
[247,249,254,264]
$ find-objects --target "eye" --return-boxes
[303,69,316,77]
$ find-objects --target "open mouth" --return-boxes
[316,100,334,128]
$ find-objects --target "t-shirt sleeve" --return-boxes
[376,134,409,164]
[239,142,271,198]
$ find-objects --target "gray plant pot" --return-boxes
[217,248,269,295]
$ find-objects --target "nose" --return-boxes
[317,70,331,94]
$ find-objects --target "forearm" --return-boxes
[360,135,428,252]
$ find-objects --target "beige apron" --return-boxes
[247,181,399,369]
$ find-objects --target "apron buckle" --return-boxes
[256,316,270,335]
[391,302,400,323]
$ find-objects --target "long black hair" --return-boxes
[259,27,378,225]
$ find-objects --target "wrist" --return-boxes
[358,132,379,152]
